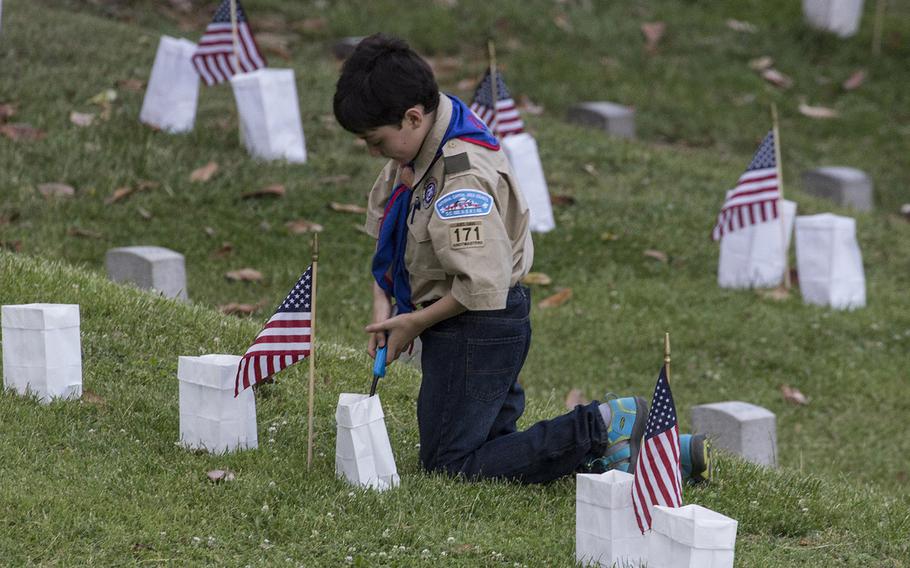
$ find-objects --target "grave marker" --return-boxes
[691,401,777,467]
[567,102,636,139]
[106,246,188,300]
[802,166,873,211]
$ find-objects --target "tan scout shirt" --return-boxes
[364,94,533,311]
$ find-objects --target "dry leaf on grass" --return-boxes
[798,102,839,119]
[296,17,327,32]
[242,184,286,199]
[190,161,219,182]
[318,174,351,185]
[1,123,47,141]
[82,390,106,406]
[69,111,95,127]
[219,302,262,315]
[329,201,367,214]
[583,164,598,176]
[38,183,75,198]
[0,103,16,121]
[225,268,263,282]
[117,78,145,92]
[842,69,867,91]
[641,21,666,54]
[550,194,576,206]
[726,18,757,33]
[762,69,793,89]
[206,469,236,482]
[204,226,217,237]
[286,219,324,234]
[758,285,790,301]
[257,33,294,59]
[137,207,153,220]
[89,89,118,106]
[781,384,809,405]
[538,288,573,309]
[210,242,234,259]
[600,232,620,241]
[565,388,589,410]
[105,186,134,204]
[749,56,774,71]
[553,13,573,33]
[521,272,552,286]
[643,249,669,263]
[67,227,103,239]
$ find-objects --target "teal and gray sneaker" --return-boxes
[584,396,649,474]
[679,433,712,485]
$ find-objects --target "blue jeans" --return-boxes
[417,285,610,483]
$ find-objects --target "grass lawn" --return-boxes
[2,0,910,565]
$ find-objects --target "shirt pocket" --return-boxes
[406,207,446,280]
[465,334,526,401]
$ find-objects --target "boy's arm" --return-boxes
[365,293,466,363]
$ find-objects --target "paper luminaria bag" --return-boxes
[177,354,258,454]
[718,200,796,289]
[139,36,201,134]
[230,68,307,163]
[648,504,738,568]
[501,132,556,233]
[1,304,82,404]
[335,393,400,491]
[575,470,647,568]
[794,213,866,310]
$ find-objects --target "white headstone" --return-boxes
[501,133,556,233]
[230,68,307,163]
[567,102,636,138]
[139,36,200,134]
[802,166,873,211]
[648,504,738,568]
[802,0,865,37]
[177,354,258,454]
[106,246,187,300]
[2,304,82,403]
[576,471,647,567]
[795,213,866,310]
[691,401,777,467]
[718,200,796,289]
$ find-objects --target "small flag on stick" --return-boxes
[469,68,525,138]
[234,265,312,396]
[632,365,683,533]
[192,0,266,86]
[711,131,781,241]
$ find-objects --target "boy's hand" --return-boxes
[365,314,423,364]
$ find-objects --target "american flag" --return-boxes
[469,69,525,138]
[234,265,312,396]
[711,131,781,241]
[192,0,267,86]
[632,366,683,533]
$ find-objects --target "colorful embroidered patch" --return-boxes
[434,189,493,220]
[423,178,437,205]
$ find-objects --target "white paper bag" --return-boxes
[648,504,737,568]
[718,200,796,289]
[802,0,864,37]
[501,132,556,233]
[1,304,82,403]
[795,213,866,310]
[230,69,307,163]
[576,471,647,567]
[177,354,258,454]
[140,36,200,133]
[335,393,399,491]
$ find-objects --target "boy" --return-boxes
[333,34,709,483]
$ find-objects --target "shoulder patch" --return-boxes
[435,190,493,220]
[444,152,471,174]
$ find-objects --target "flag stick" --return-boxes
[229,0,241,73]
[771,103,791,290]
[487,39,498,132]
[872,0,887,56]
[306,233,319,469]
[664,332,671,383]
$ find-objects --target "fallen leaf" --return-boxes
[117,78,145,92]
[204,226,217,237]
[219,303,261,316]
[600,232,620,241]
[553,13,573,33]
[242,184,286,199]
[0,240,22,252]
[329,201,367,214]
[583,163,598,176]
[190,161,219,182]
[517,94,544,115]
[137,207,153,220]
[257,33,294,59]
[521,272,552,286]
[748,56,774,71]
[37,183,75,198]
[286,219,324,234]
[297,17,328,32]
[88,89,117,106]
[641,21,666,54]
[762,68,793,89]
[104,186,135,205]
[317,174,352,185]
[798,102,839,119]
[781,384,809,405]
[225,268,263,282]
[0,103,16,121]
[206,469,236,482]
[643,249,668,263]
[69,111,95,127]
[538,288,573,309]
[758,285,790,301]
[842,69,867,91]
[67,226,103,239]
[564,388,589,410]
[550,194,576,206]
[0,123,46,141]
[82,390,106,406]
[726,18,757,33]
[210,242,234,259]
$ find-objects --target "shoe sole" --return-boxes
[626,396,649,475]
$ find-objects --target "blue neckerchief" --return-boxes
[371,95,498,314]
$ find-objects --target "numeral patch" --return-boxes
[448,221,484,249]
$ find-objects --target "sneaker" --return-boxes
[584,396,649,474]
[680,433,712,485]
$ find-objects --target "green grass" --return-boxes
[2,0,910,565]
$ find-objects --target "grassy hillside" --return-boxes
[1,0,910,565]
